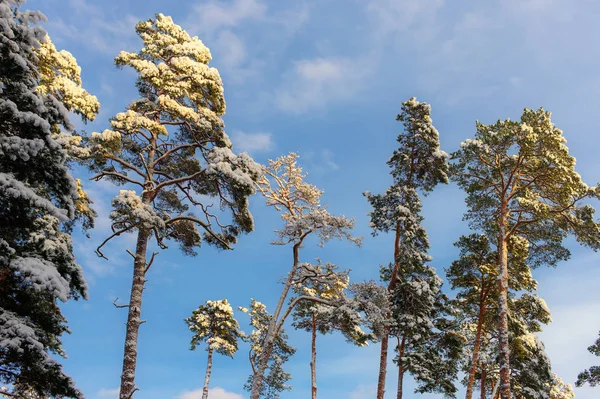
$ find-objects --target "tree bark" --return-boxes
[497,203,511,399]
[466,294,487,399]
[311,314,317,399]
[249,243,301,399]
[118,225,150,399]
[202,348,213,399]
[396,336,405,399]
[377,332,389,399]
[480,368,486,399]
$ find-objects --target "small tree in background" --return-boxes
[451,107,600,399]
[576,331,600,388]
[248,153,362,399]
[241,299,296,399]
[86,14,261,398]
[185,299,242,399]
[291,261,369,399]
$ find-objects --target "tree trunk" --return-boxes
[466,295,487,399]
[249,243,301,399]
[377,331,389,399]
[202,348,214,399]
[480,368,486,399]
[311,314,317,399]
[497,206,511,399]
[396,336,405,399]
[118,226,150,399]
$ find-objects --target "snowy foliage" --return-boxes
[0,1,86,397]
[240,300,296,399]
[576,330,600,387]
[88,13,263,257]
[185,299,242,356]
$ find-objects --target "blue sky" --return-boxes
[25,0,600,398]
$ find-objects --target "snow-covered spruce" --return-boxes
[364,97,454,399]
[85,14,262,399]
[0,1,96,397]
[451,108,600,399]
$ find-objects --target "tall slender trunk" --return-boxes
[202,348,214,399]
[119,225,150,399]
[480,369,486,399]
[311,314,317,399]
[466,293,487,399]
[378,222,403,399]
[497,203,511,399]
[377,328,389,399]
[396,336,405,399]
[249,243,301,399]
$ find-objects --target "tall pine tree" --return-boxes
[451,108,600,399]
[364,97,450,399]
[86,14,261,398]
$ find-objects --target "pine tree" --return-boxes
[448,234,541,399]
[0,1,93,397]
[185,299,242,399]
[248,153,361,399]
[241,300,296,399]
[576,331,600,388]
[451,108,600,399]
[85,14,261,398]
[291,261,369,399]
[364,97,449,399]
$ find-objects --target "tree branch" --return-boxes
[275,296,334,338]
[166,216,232,250]
[96,226,135,259]
[144,252,159,274]
[154,170,206,192]
[112,297,129,309]
[91,171,145,188]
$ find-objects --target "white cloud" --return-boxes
[303,149,340,173]
[96,388,119,399]
[176,387,244,399]
[188,0,267,34]
[230,131,274,154]
[276,57,371,114]
[45,0,139,54]
[349,384,377,399]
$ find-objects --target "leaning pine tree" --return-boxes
[185,299,242,399]
[86,14,261,399]
[364,97,449,399]
[451,107,600,399]
[248,153,362,399]
[0,1,96,397]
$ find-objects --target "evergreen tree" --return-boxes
[86,14,261,398]
[0,1,95,397]
[364,97,450,399]
[241,300,296,399]
[185,299,242,399]
[291,261,368,399]
[248,153,361,399]
[451,108,600,399]
[576,331,600,388]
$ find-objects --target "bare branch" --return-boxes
[112,297,129,309]
[275,296,334,337]
[96,226,135,259]
[154,143,198,165]
[144,252,159,274]
[91,171,145,188]
[154,170,206,192]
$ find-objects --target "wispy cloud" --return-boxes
[302,149,340,174]
[96,387,119,399]
[230,131,274,154]
[176,387,244,399]
[45,0,140,55]
[276,57,372,114]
